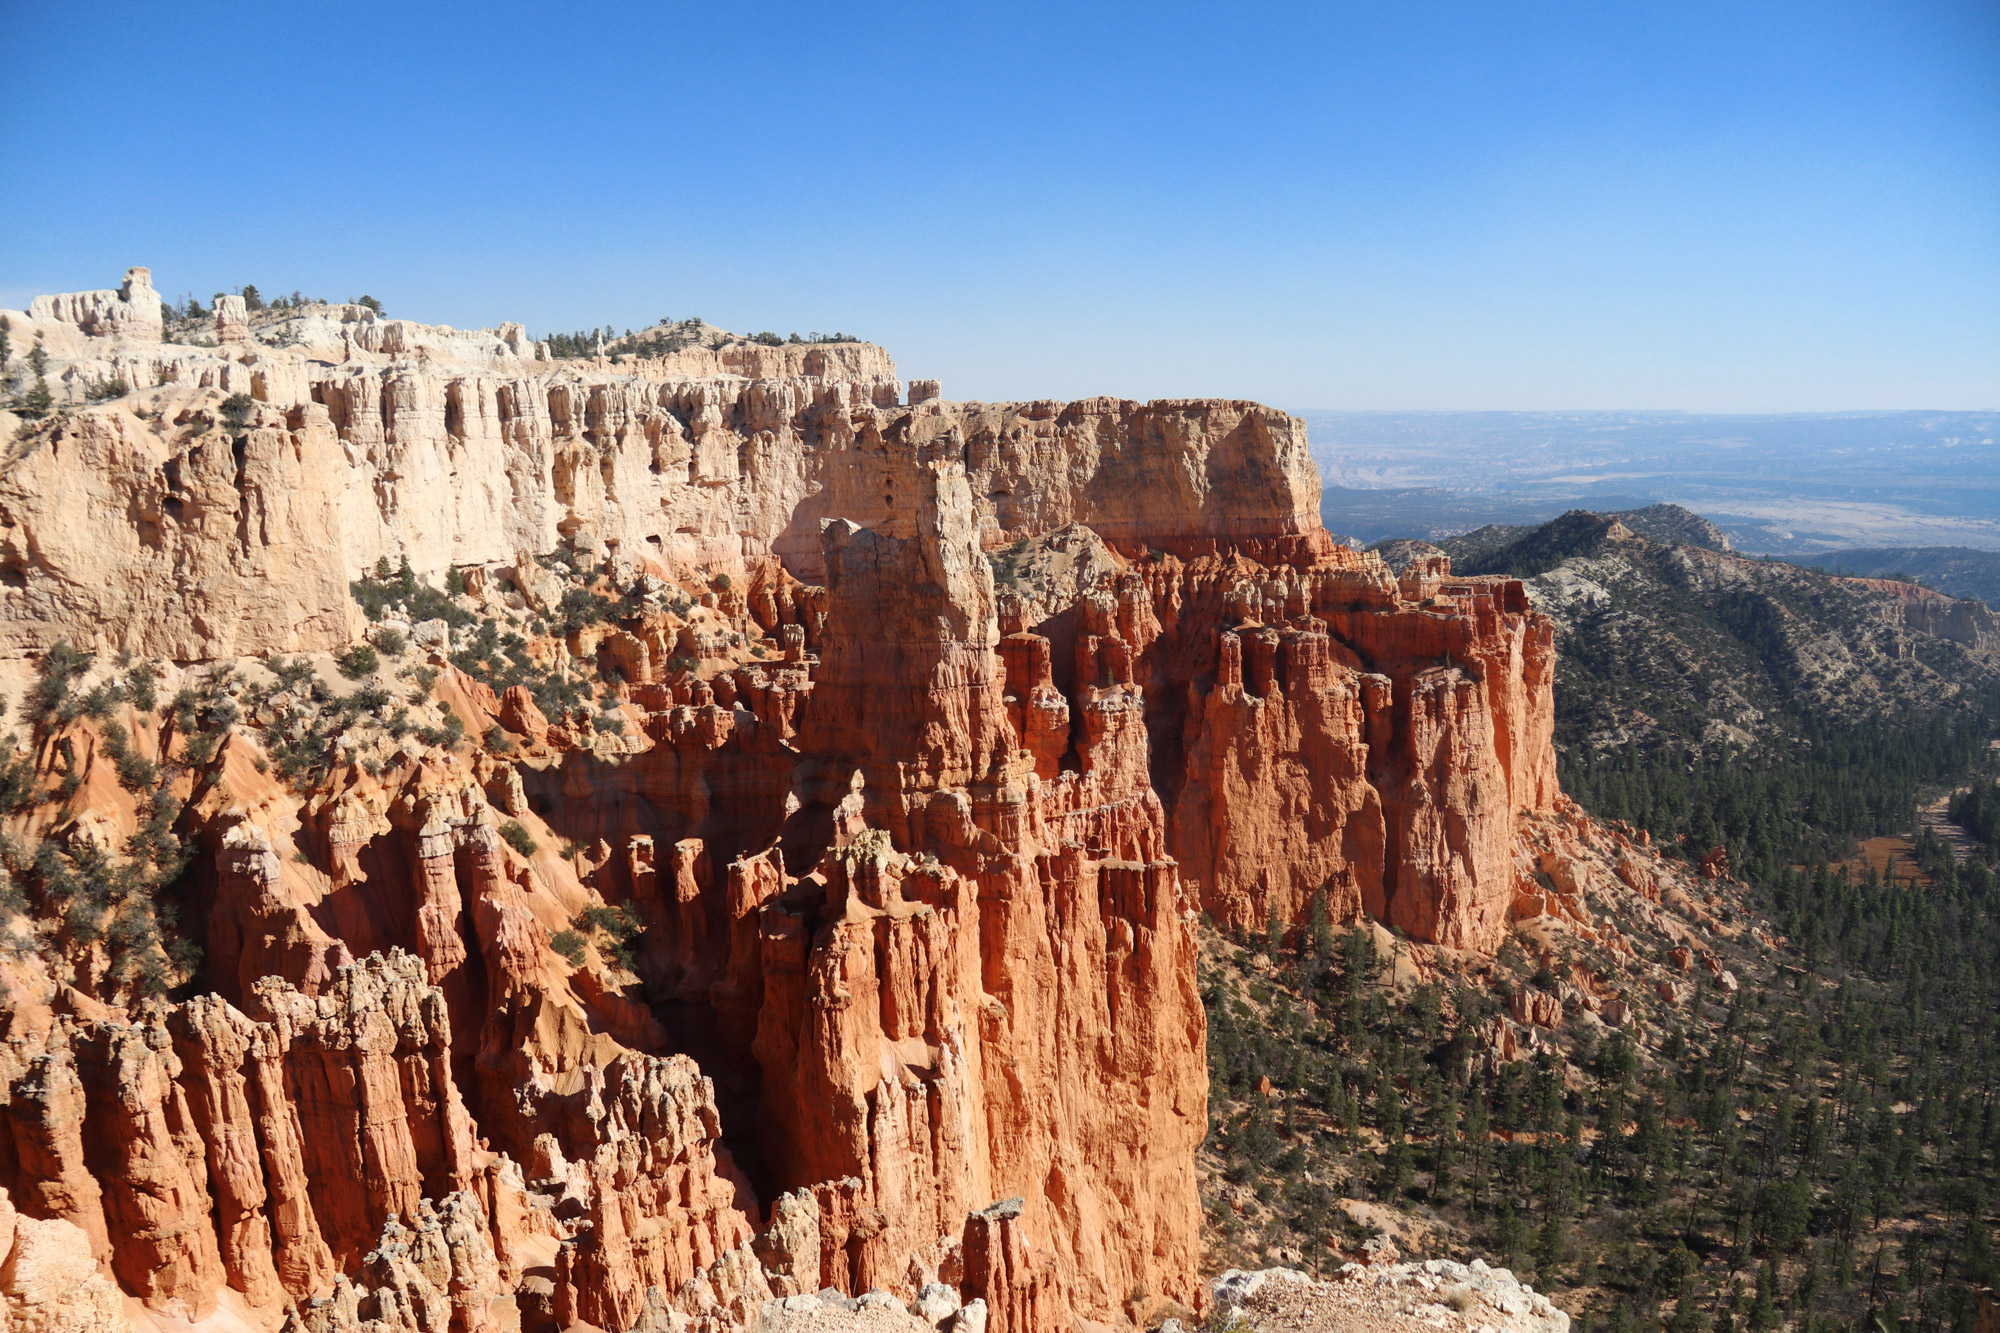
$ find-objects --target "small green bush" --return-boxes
[550,928,587,966]
[110,739,159,792]
[348,684,393,715]
[555,586,615,636]
[350,559,475,628]
[499,819,538,858]
[29,642,92,726]
[0,751,39,812]
[577,902,642,937]
[575,902,644,968]
[267,655,315,690]
[78,682,122,720]
[125,660,161,712]
[17,379,53,419]
[181,728,223,766]
[375,627,407,656]
[335,643,379,679]
[219,392,256,431]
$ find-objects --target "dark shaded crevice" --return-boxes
[449,852,494,1098]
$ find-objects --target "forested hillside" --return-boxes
[1436,510,2000,875]
[1199,509,2000,1332]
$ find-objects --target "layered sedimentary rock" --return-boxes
[1839,575,2000,649]
[0,400,356,661]
[0,272,1562,1332]
[1,277,1318,661]
[1153,552,1555,948]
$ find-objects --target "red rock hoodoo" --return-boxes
[0,280,1559,1331]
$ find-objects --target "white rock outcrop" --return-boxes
[0,1187,130,1333]
[1210,1260,1570,1333]
[26,266,161,342]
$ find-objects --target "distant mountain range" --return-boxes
[1305,409,2000,555]
[1801,546,2000,607]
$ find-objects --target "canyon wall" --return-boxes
[0,273,1558,1332]
[1,278,1317,662]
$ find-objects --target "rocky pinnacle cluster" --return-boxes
[0,273,1568,1332]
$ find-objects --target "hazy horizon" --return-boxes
[1298,407,2000,553]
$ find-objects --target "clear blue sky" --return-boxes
[3,0,1994,410]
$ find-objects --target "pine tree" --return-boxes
[1533,1206,1564,1281]
[1497,1202,1523,1270]
[1466,1094,1491,1213]
[1748,1259,1778,1330]
[1432,1094,1459,1196]
[1309,889,1335,964]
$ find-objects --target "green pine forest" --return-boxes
[1200,597,2000,1332]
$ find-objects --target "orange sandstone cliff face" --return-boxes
[0,276,1558,1332]
[1156,551,1556,949]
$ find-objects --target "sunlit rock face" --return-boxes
[0,272,1556,1331]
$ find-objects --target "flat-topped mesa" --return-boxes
[1146,552,1557,952]
[7,278,900,383]
[775,396,1329,577]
